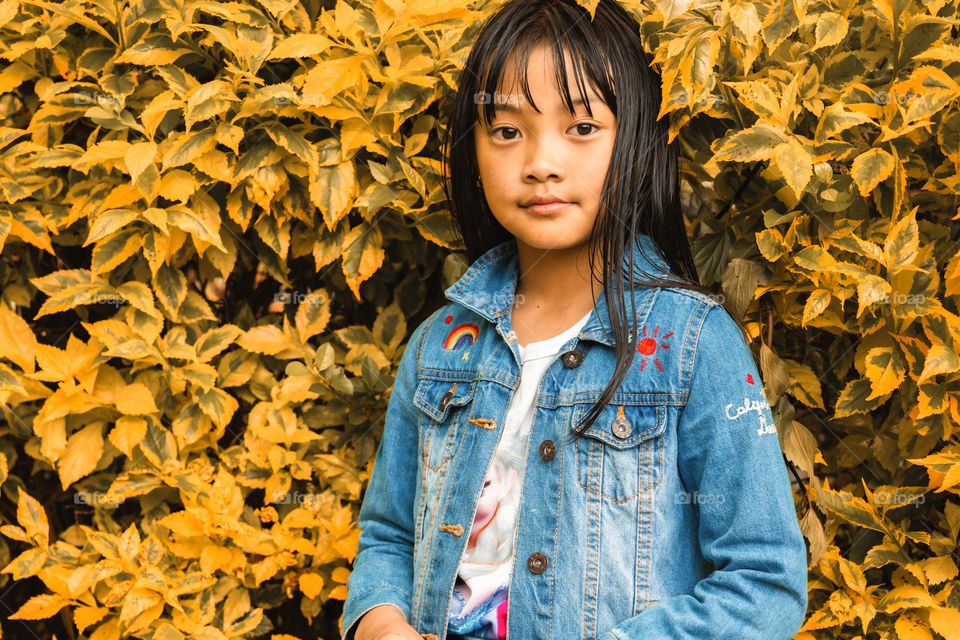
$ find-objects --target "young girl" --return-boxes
[341,1,809,639]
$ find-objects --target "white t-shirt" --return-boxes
[446,308,594,639]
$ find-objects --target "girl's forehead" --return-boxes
[479,45,611,115]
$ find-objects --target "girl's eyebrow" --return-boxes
[495,96,602,114]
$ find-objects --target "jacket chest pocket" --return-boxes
[414,377,476,471]
[572,400,667,503]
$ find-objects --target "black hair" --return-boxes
[438,0,747,439]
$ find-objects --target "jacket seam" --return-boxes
[680,300,714,405]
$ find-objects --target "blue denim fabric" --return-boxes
[341,233,808,640]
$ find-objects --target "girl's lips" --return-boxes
[524,201,571,215]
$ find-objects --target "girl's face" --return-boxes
[473,44,617,254]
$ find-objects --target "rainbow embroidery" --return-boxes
[444,323,479,350]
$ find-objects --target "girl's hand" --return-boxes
[355,604,424,640]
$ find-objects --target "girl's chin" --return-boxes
[511,230,593,252]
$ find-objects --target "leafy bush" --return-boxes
[0,0,957,638]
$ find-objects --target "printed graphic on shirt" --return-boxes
[635,324,673,372]
[447,453,520,640]
[724,376,776,437]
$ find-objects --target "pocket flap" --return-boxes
[414,378,476,423]
[573,402,666,449]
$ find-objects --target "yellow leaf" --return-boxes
[341,223,385,301]
[712,123,788,162]
[74,605,109,633]
[238,324,297,356]
[1,546,46,580]
[117,36,192,65]
[124,141,158,182]
[946,251,960,297]
[119,587,163,632]
[895,612,933,640]
[73,140,132,175]
[857,275,891,317]
[32,282,119,320]
[930,605,960,640]
[166,205,226,252]
[802,289,831,326]
[58,422,105,489]
[298,572,325,599]
[300,56,362,108]
[109,416,148,457]
[0,60,34,94]
[723,80,780,119]
[158,169,197,202]
[814,12,849,49]
[773,137,813,197]
[85,209,140,247]
[115,281,162,320]
[877,584,935,612]
[295,289,331,342]
[310,160,357,231]
[197,386,239,430]
[16,487,49,547]
[0,303,37,373]
[919,345,960,383]
[161,128,217,170]
[864,346,905,400]
[200,544,246,576]
[784,359,825,409]
[115,383,160,415]
[91,226,144,275]
[920,555,959,585]
[814,101,875,142]
[883,206,919,272]
[9,593,69,620]
[851,147,895,197]
[158,510,206,538]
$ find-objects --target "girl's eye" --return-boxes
[573,122,598,136]
[489,122,599,140]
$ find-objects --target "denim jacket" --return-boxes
[341,234,809,640]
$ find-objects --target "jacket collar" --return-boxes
[444,233,672,347]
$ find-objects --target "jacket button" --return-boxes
[612,406,631,439]
[439,391,454,411]
[561,349,584,368]
[527,552,548,574]
[539,439,556,461]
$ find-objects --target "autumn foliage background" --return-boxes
[0,0,958,638]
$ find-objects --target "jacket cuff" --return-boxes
[340,587,412,640]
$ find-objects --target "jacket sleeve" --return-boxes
[339,310,434,640]
[599,304,809,640]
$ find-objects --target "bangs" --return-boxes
[470,5,619,130]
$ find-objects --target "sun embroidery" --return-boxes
[636,325,672,372]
